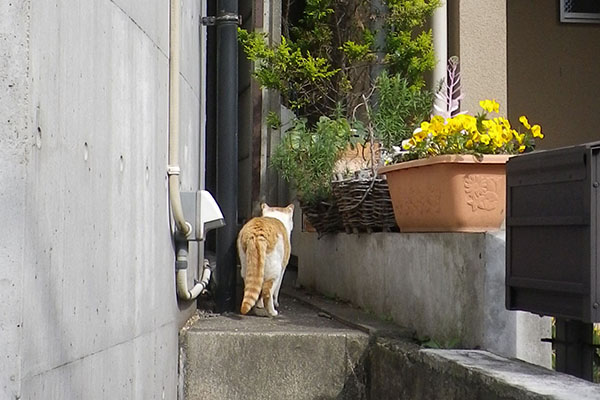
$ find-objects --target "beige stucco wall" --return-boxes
[454,1,508,114]
[507,1,600,149]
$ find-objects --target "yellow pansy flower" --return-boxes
[495,117,511,130]
[463,116,478,133]
[519,115,531,130]
[489,125,504,148]
[448,117,463,132]
[413,128,427,142]
[404,100,545,160]
[501,128,513,143]
[531,124,544,139]
[480,99,500,113]
[402,138,416,150]
[513,130,524,144]
[430,116,445,134]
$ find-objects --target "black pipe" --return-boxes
[204,0,217,255]
[554,318,594,381]
[215,0,239,313]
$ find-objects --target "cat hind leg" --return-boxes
[261,279,278,317]
[273,271,285,308]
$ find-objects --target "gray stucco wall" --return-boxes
[294,230,551,368]
[1,1,204,398]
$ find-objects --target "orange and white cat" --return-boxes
[237,203,294,317]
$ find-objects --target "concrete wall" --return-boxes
[0,0,205,398]
[294,230,551,368]
[0,1,31,397]
[507,1,600,150]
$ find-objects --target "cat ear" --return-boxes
[287,204,295,212]
[260,203,268,211]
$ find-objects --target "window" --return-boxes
[560,0,600,23]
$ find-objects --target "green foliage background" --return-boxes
[239,0,439,204]
[270,116,361,205]
[372,72,434,150]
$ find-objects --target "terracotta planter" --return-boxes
[379,154,510,232]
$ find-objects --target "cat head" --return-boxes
[261,203,294,233]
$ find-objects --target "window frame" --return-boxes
[560,0,600,23]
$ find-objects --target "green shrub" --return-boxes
[240,0,376,123]
[241,0,440,203]
[372,72,434,150]
[271,116,362,205]
[384,0,440,89]
[238,29,339,119]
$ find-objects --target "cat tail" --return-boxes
[240,236,267,315]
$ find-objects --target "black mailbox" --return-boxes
[506,141,600,322]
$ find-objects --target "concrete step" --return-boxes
[181,285,600,400]
[179,295,370,400]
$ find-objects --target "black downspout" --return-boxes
[204,1,217,254]
[215,0,239,313]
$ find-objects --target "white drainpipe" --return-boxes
[169,0,210,301]
[168,0,190,236]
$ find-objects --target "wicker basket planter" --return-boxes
[332,171,398,233]
[300,200,345,236]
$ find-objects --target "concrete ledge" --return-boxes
[424,350,600,399]
[180,298,370,400]
[282,284,415,340]
[371,343,600,400]
[293,230,551,367]
[284,287,600,400]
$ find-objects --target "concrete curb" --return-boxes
[282,286,600,400]
[281,285,416,340]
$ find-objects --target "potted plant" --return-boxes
[239,0,440,234]
[271,115,360,235]
[329,73,434,233]
[238,2,374,235]
[379,98,544,232]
